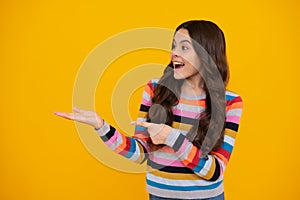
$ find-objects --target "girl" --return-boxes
[55,20,243,200]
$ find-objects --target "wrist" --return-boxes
[94,121,110,136]
[94,118,104,130]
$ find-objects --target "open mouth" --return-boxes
[173,61,185,69]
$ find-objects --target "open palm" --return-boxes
[54,107,103,129]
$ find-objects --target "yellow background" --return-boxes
[1,0,299,199]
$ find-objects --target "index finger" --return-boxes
[131,121,152,128]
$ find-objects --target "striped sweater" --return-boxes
[96,79,243,199]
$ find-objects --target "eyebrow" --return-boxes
[173,39,192,44]
[180,40,192,44]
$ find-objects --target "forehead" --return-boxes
[173,29,191,42]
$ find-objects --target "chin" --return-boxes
[173,73,186,80]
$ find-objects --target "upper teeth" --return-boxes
[174,62,183,65]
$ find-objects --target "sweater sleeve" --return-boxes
[95,80,156,164]
[164,95,243,181]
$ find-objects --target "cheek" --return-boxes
[184,54,200,69]
[186,64,199,75]
[191,57,201,70]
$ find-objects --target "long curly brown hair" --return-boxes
[146,20,229,155]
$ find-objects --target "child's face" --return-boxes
[170,28,201,81]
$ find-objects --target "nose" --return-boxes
[170,48,179,59]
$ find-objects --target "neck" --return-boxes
[182,76,205,97]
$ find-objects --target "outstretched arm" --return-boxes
[54,80,158,164]
[54,107,150,164]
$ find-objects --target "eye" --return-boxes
[182,45,189,51]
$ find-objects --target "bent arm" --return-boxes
[164,95,243,180]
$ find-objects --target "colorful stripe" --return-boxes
[96,79,243,199]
